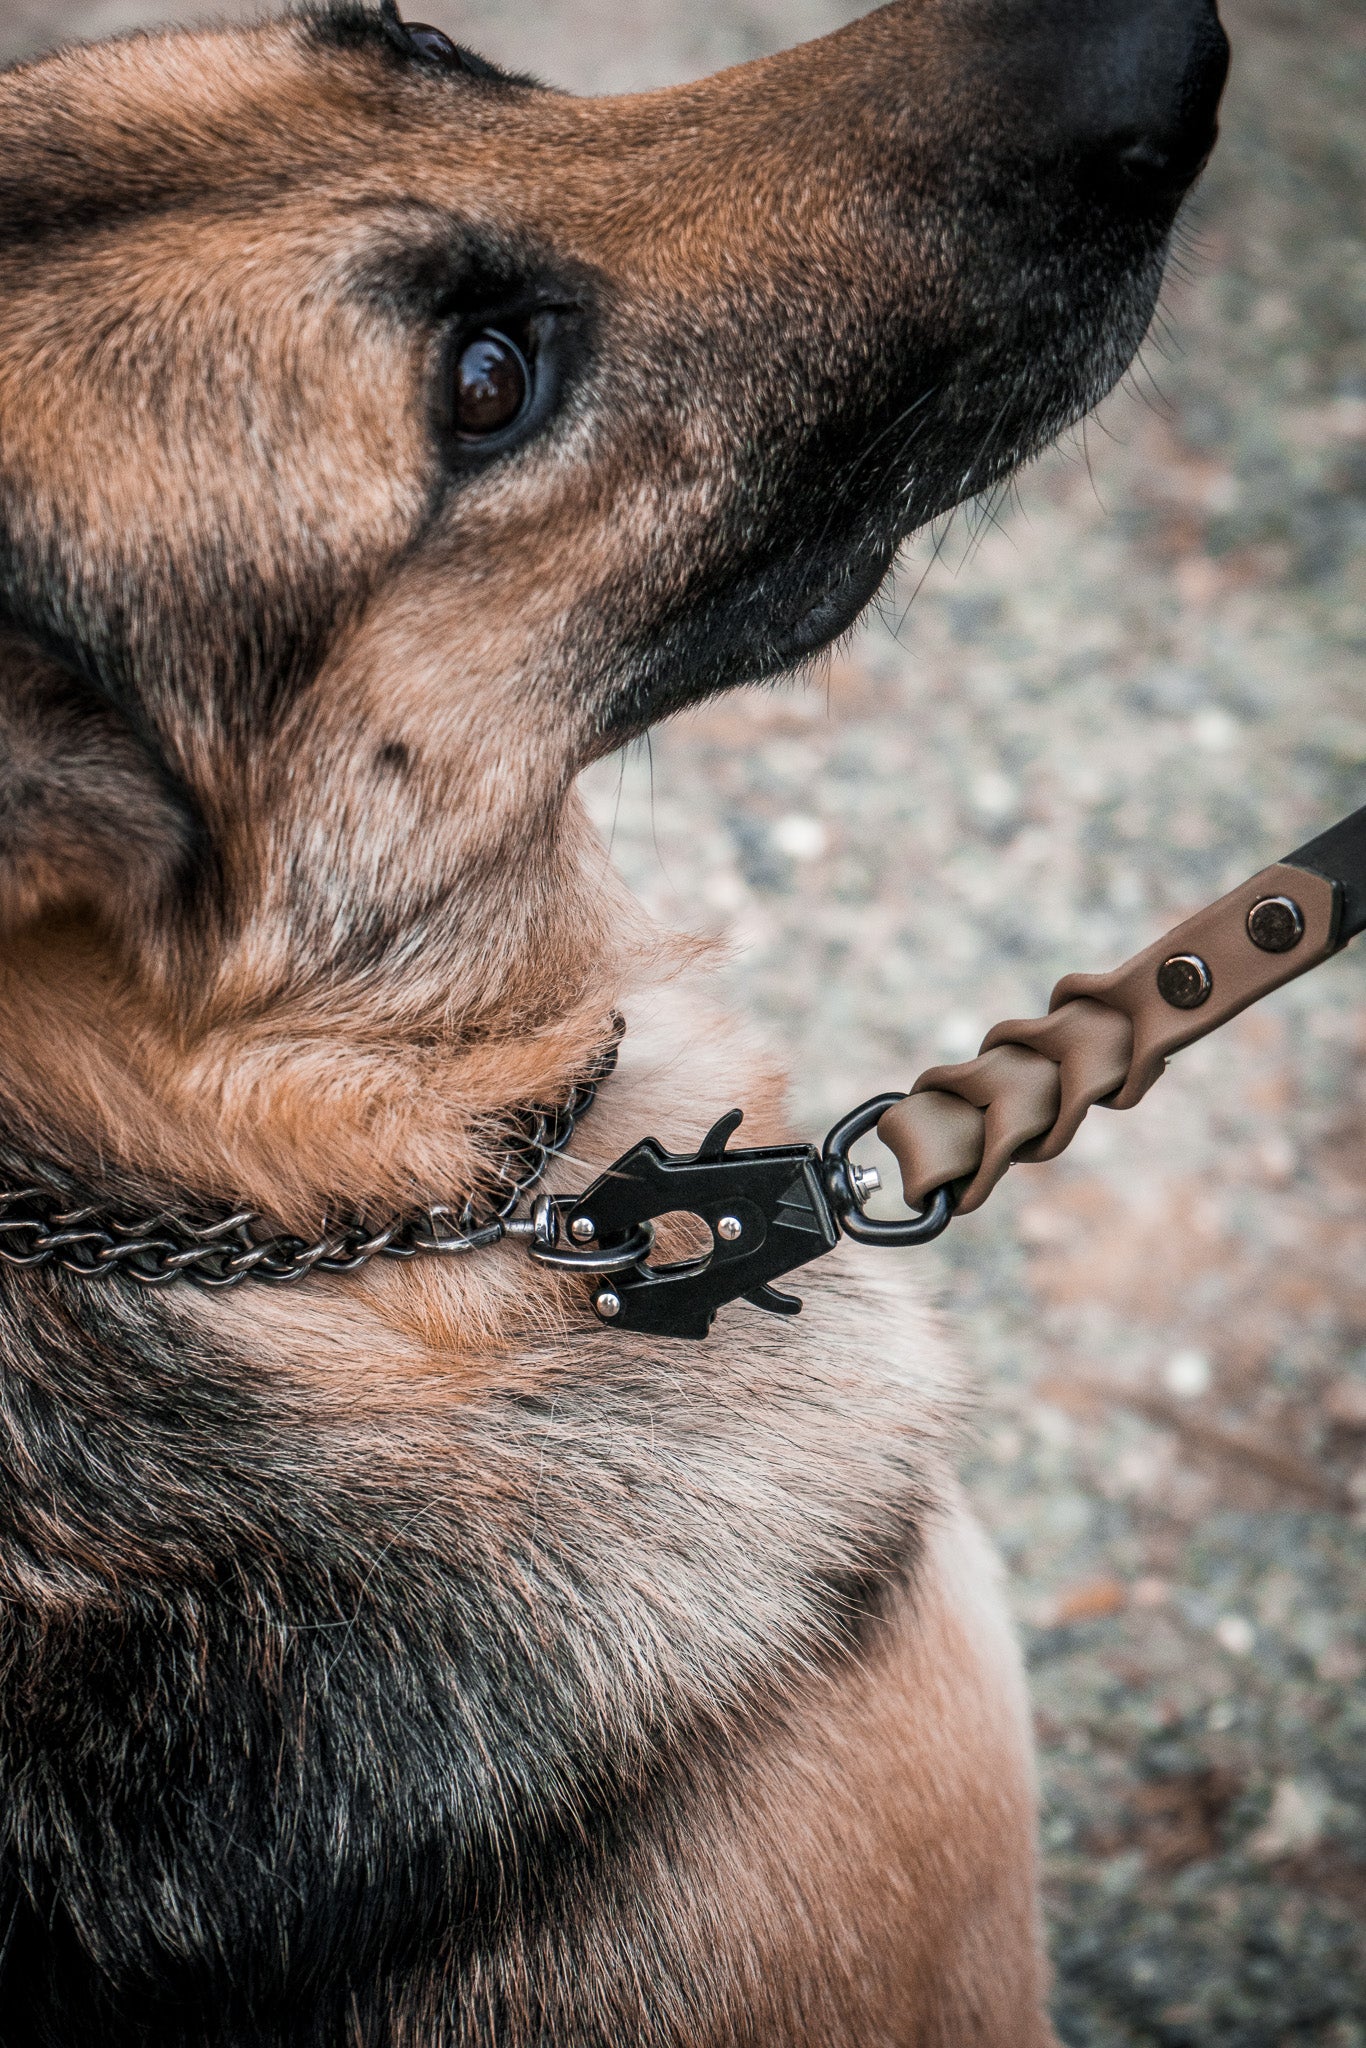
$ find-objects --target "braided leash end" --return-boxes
[878,859,1343,1219]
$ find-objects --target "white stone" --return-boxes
[1214,1613,1255,1656]
[1190,706,1241,752]
[1163,1348,1212,1398]
[1249,1778,1332,1862]
[971,769,1017,818]
[770,813,828,861]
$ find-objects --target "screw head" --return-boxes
[1156,953,1213,1010]
[716,1215,743,1242]
[1246,894,1304,954]
[570,1215,596,1243]
[594,1289,622,1319]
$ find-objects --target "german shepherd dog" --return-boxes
[0,1,1226,2040]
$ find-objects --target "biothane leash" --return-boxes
[3,802,1364,1339]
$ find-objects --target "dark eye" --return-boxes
[405,24,459,64]
[453,330,531,439]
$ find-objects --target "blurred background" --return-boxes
[3,0,1363,2040]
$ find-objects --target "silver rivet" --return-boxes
[1246,895,1304,954]
[716,1215,743,1242]
[850,1164,882,1200]
[570,1216,596,1242]
[1156,953,1213,1010]
[595,1289,622,1319]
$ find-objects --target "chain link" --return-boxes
[0,1040,617,1291]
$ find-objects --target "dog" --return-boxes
[0,2,1227,2040]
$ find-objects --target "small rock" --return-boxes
[1053,1577,1128,1624]
[971,768,1017,818]
[1248,1777,1332,1862]
[1017,1204,1070,1248]
[1256,1132,1297,1184]
[934,1009,984,1060]
[1132,1767,1240,1870]
[769,813,828,861]
[1164,1348,1212,1398]
[1190,705,1241,752]
[1214,1614,1256,1656]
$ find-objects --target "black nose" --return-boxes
[1060,0,1231,198]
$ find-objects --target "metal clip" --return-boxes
[552,1109,835,1339]
[822,1095,954,1246]
[549,1102,952,1340]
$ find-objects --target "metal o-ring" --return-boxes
[1156,953,1213,1010]
[1246,894,1304,954]
[530,1220,655,1272]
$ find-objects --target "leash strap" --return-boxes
[878,802,1366,1216]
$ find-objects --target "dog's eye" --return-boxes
[453,330,531,438]
[405,24,459,65]
[383,6,504,79]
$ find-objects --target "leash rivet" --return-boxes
[595,1289,623,1319]
[716,1215,743,1241]
[1156,953,1213,1009]
[570,1216,596,1242]
[1247,894,1305,954]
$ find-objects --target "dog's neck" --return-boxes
[0,786,657,1228]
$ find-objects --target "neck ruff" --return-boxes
[0,1026,622,1291]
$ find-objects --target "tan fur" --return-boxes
[621,1500,1051,2048]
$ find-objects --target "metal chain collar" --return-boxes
[0,1038,620,1292]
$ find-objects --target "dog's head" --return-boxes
[0,0,1226,1194]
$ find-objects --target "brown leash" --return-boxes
[877,804,1366,1216]
[533,798,1366,1337]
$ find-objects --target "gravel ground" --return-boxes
[4,1,1364,2040]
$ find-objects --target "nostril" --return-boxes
[1114,129,1209,196]
[1118,138,1172,181]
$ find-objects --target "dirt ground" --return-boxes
[3,1,1364,2041]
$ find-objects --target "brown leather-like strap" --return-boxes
[1049,862,1338,1107]
[878,861,1341,1218]
[987,999,1134,1160]
[910,1044,1060,1213]
[880,1090,985,1208]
